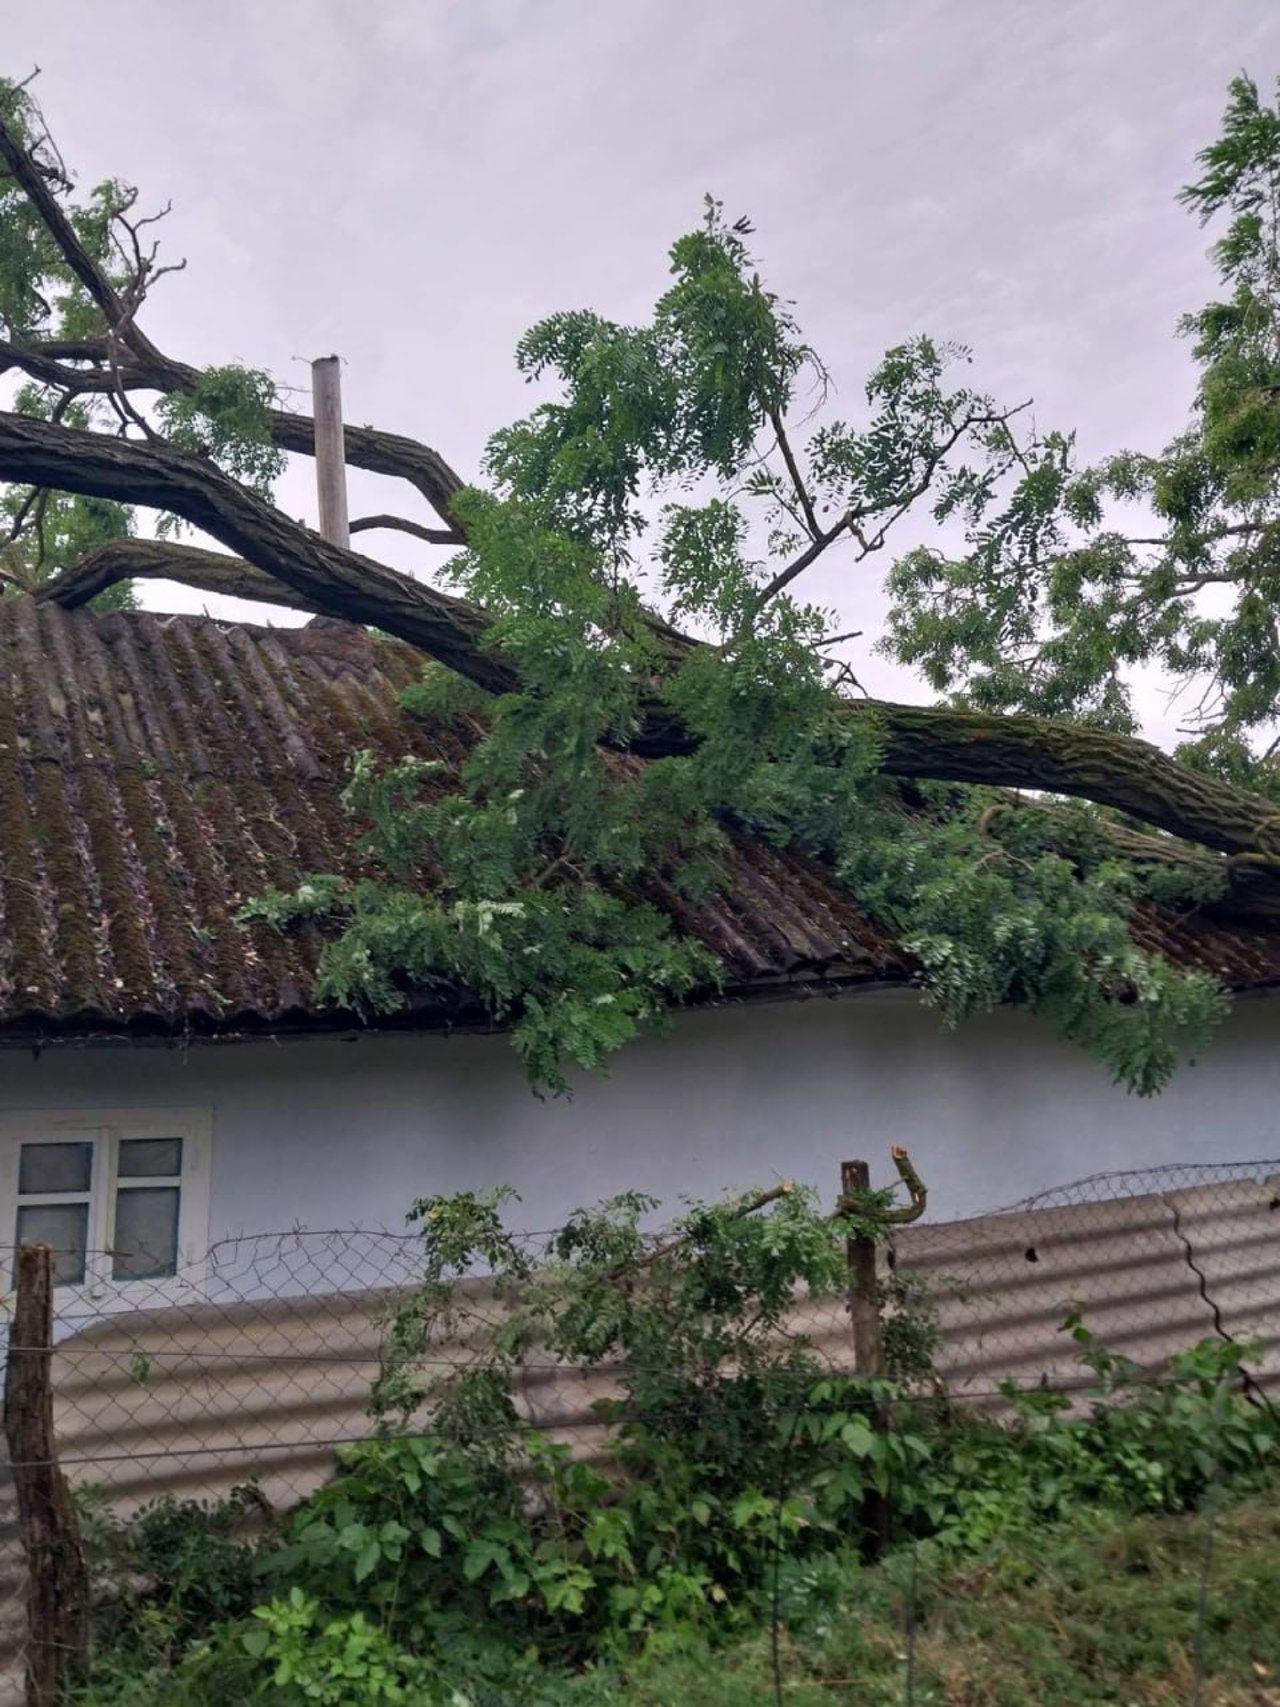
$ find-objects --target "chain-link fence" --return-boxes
[0,1156,1276,1703]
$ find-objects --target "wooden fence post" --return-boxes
[841,1160,884,1378]
[840,1160,891,1561]
[3,1244,89,1706]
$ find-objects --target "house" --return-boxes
[0,593,1278,1313]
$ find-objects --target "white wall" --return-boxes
[1,991,1277,1250]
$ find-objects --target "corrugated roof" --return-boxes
[0,599,910,1039]
[0,596,1276,1041]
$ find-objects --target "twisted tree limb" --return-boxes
[836,1147,928,1227]
[350,512,462,547]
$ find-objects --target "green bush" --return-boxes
[908,1317,1278,1554]
[73,1183,1280,1705]
[77,1484,268,1672]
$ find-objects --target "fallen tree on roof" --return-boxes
[4,69,1280,1091]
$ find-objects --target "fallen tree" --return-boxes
[4,69,1280,1091]
[8,410,1280,871]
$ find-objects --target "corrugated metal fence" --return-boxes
[0,1157,1276,1697]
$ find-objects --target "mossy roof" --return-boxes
[0,598,934,1042]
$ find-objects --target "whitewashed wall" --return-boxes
[0,990,1276,1246]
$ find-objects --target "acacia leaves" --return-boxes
[885,74,1280,773]
[841,789,1228,1093]
[244,129,1260,1095]
[486,200,812,562]
[155,365,285,500]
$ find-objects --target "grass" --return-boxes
[567,1492,1280,1705]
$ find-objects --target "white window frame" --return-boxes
[0,1108,212,1311]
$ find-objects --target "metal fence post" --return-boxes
[3,1245,89,1706]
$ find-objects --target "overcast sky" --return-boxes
[7,2,1280,733]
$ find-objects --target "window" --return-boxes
[0,1111,211,1296]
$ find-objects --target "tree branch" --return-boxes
[0,337,118,394]
[857,701,1280,865]
[8,409,1280,875]
[35,538,329,615]
[768,408,820,538]
[747,406,1031,619]
[0,410,511,691]
[750,514,851,609]
[349,512,464,547]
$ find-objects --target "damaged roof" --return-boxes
[0,596,1277,1042]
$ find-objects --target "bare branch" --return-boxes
[349,512,464,548]
[1122,520,1279,549]
[36,538,329,615]
[3,481,42,546]
[767,408,820,539]
[0,337,117,395]
[0,110,165,367]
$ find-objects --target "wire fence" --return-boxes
[0,1155,1277,1703]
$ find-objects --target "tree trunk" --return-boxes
[7,410,1280,874]
[861,703,1280,863]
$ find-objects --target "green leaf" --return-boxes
[840,1418,877,1458]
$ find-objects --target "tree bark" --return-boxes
[3,1245,90,1706]
[0,412,512,692]
[860,703,1280,863]
[8,409,1280,871]
[36,538,330,615]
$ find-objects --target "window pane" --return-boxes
[112,1187,180,1280]
[15,1203,89,1286]
[118,1137,183,1179]
[18,1142,92,1196]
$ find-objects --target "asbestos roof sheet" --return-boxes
[0,596,1275,1041]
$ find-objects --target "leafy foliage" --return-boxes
[248,185,1238,1095]
[74,1181,1280,1706]
[839,786,1228,1093]
[155,364,286,501]
[885,73,1280,781]
[77,1484,268,1674]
